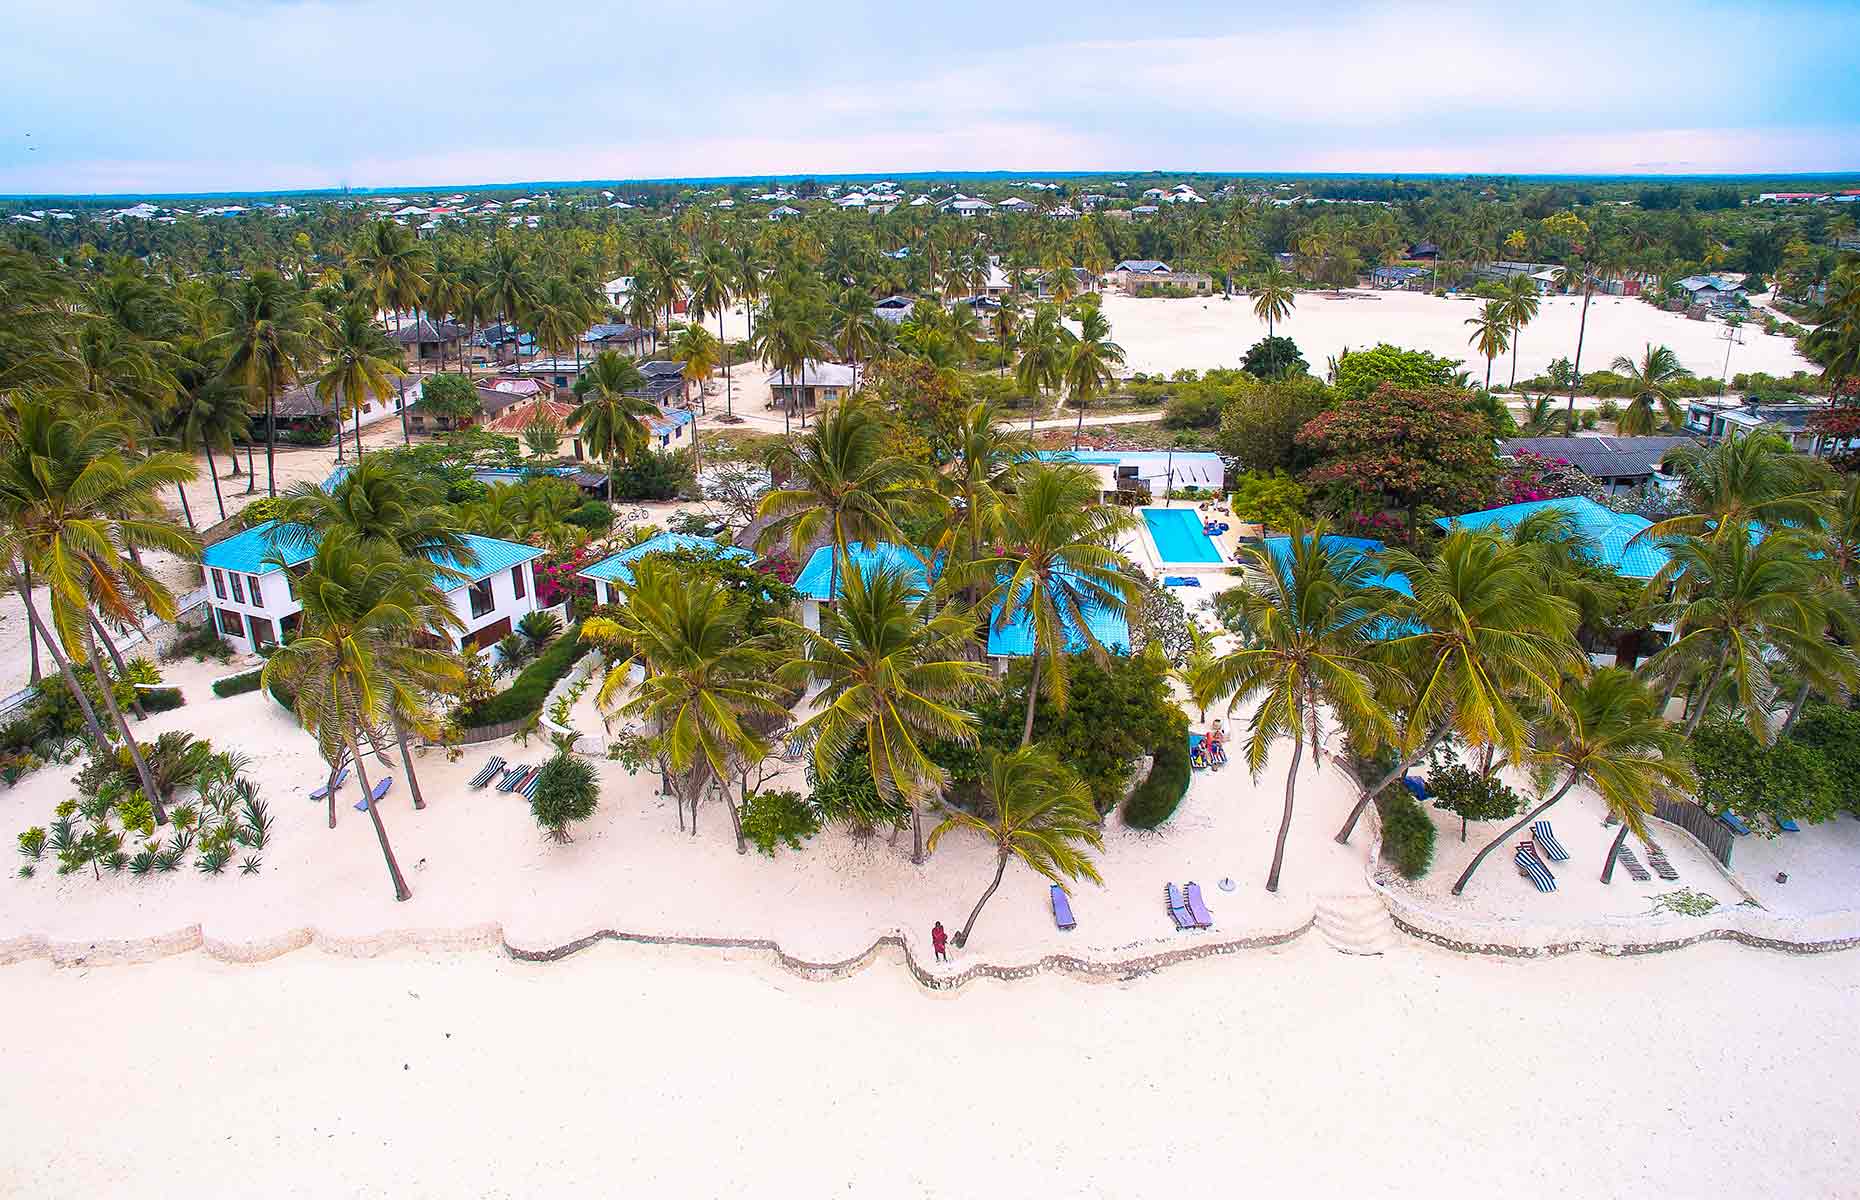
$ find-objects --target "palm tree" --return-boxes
[927,746,1104,947]
[219,270,317,496]
[529,277,588,372]
[1251,266,1296,338]
[1611,343,1692,435]
[479,241,535,362]
[1065,306,1124,448]
[1334,530,1585,843]
[314,303,405,462]
[1642,431,1832,543]
[833,286,883,373]
[274,453,475,570]
[176,378,250,523]
[933,400,1032,593]
[0,399,199,824]
[1464,299,1511,392]
[1202,528,1395,891]
[1555,256,1608,425]
[262,533,464,896]
[1500,275,1540,389]
[567,351,656,501]
[585,558,788,840]
[1014,303,1066,429]
[967,463,1138,747]
[993,294,1022,378]
[1802,259,1860,393]
[638,236,688,348]
[784,561,987,862]
[731,238,767,344]
[757,397,932,599]
[350,221,430,444]
[687,244,737,416]
[1451,668,1691,895]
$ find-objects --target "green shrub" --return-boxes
[1124,734,1190,830]
[212,670,263,698]
[239,497,286,527]
[1787,704,1860,813]
[565,500,614,532]
[163,624,235,662]
[1377,786,1436,879]
[1426,762,1520,841]
[530,751,599,841]
[138,686,185,713]
[1229,470,1309,531]
[455,626,590,728]
[739,788,820,856]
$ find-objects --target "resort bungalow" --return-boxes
[582,323,651,354]
[200,522,545,656]
[767,205,803,221]
[791,542,1129,672]
[578,532,754,607]
[1499,436,1696,496]
[1684,397,1858,455]
[873,294,915,325]
[1110,260,1212,296]
[1676,274,1748,309]
[391,317,467,367]
[630,360,691,406]
[1035,449,1225,502]
[500,357,587,391]
[943,198,995,218]
[1436,496,1671,581]
[767,360,857,413]
[271,377,412,437]
[1370,266,1430,291]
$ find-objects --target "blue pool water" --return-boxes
[1142,507,1223,564]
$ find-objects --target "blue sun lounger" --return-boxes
[1530,820,1569,862]
[1401,775,1431,802]
[1166,883,1194,930]
[468,756,506,789]
[310,766,351,801]
[1778,816,1801,833]
[1184,881,1213,929]
[355,776,391,813]
[497,764,530,794]
[1050,884,1076,930]
[521,769,543,800]
[1718,810,1753,836]
[1515,841,1557,892]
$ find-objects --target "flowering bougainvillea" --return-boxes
[1495,451,1600,505]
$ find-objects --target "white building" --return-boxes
[200,522,545,656]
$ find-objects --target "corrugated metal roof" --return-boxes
[793,542,936,599]
[985,587,1129,658]
[1435,496,1671,580]
[200,521,318,575]
[580,532,753,585]
[429,534,543,584]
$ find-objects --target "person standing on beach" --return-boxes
[932,922,949,962]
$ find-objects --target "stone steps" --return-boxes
[1314,893,1398,955]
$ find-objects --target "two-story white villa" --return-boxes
[200,521,545,655]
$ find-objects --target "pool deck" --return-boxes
[1134,503,1244,576]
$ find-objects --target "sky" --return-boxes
[4,0,1859,195]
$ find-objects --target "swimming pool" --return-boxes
[1141,507,1224,565]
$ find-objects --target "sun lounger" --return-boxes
[310,766,351,801]
[1530,820,1569,862]
[1166,883,1194,930]
[1718,810,1753,836]
[781,737,808,763]
[1184,881,1213,928]
[1644,840,1679,881]
[521,769,542,800]
[497,763,529,793]
[1778,816,1801,833]
[1515,841,1557,892]
[355,776,391,813]
[1401,775,1431,802]
[468,756,506,789]
[1050,884,1076,931]
[1615,845,1652,882]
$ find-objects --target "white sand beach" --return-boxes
[1100,290,1815,384]
[5,937,1858,1198]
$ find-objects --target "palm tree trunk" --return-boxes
[88,615,146,721]
[1508,325,1521,389]
[910,802,926,866]
[1265,737,1304,892]
[22,564,41,685]
[324,758,341,829]
[1781,680,1813,736]
[393,717,425,810]
[1682,647,1732,736]
[1451,770,1580,895]
[1020,651,1043,747]
[346,729,411,901]
[203,442,227,522]
[244,434,257,495]
[394,312,411,447]
[730,776,751,855]
[1600,822,1630,884]
[1334,720,1450,843]
[718,310,733,417]
[20,585,106,746]
[265,380,277,497]
[1565,284,1593,424]
[952,850,1010,948]
[175,483,195,530]
[81,622,167,826]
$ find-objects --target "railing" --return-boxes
[1653,798,1735,867]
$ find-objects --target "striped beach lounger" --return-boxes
[1615,845,1652,882]
[1515,841,1557,892]
[497,764,530,794]
[1531,820,1569,862]
[468,756,506,789]
[1166,883,1194,930]
[1644,840,1679,881]
[521,769,542,800]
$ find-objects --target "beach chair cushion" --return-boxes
[1514,842,1557,892]
[1184,882,1213,928]
[1050,884,1076,931]
[1718,810,1753,836]
[1402,775,1430,802]
[1166,883,1193,930]
[1530,821,1569,862]
[311,766,351,801]
[1778,816,1801,833]
[354,775,389,813]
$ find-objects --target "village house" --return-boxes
[391,317,467,367]
[1110,259,1213,296]
[1498,436,1697,496]
[767,360,857,413]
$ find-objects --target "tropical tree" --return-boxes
[927,746,1104,947]
[262,532,464,897]
[687,244,737,415]
[1499,275,1541,389]
[1642,430,1830,542]
[784,561,987,862]
[966,463,1138,746]
[350,221,430,443]
[1014,302,1067,429]
[274,453,474,571]
[219,270,318,496]
[314,303,406,462]
[176,377,250,523]
[1451,668,1691,894]
[1610,343,1692,435]
[1065,306,1124,447]
[567,350,656,500]
[932,399,1032,593]
[1464,299,1511,392]
[1251,266,1296,338]
[1204,527,1395,891]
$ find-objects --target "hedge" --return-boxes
[212,669,263,698]
[1124,735,1191,830]
[454,625,591,728]
[139,686,185,713]
[1376,786,1436,880]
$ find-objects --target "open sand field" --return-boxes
[5,938,1858,1198]
[1099,289,1815,384]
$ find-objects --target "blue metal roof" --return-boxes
[985,585,1130,658]
[201,521,318,575]
[793,542,938,600]
[1261,535,1414,598]
[580,531,754,585]
[1435,496,1671,580]
[430,534,543,584]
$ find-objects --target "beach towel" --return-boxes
[1166,883,1193,930]
[311,766,351,801]
[1050,884,1076,931]
[1718,810,1753,836]
[1184,881,1214,929]
[1515,842,1557,892]
[1401,775,1431,802]
[1530,820,1569,862]
[355,776,391,813]
[1615,845,1652,882]
[468,756,506,789]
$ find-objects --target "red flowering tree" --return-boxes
[1297,384,1500,533]
[1496,450,1600,504]
[537,544,600,609]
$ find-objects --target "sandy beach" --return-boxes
[6,937,1858,1198]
